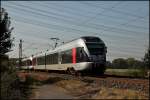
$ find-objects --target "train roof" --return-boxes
[33,51,47,58]
[62,36,103,44]
[22,56,32,61]
[33,36,105,57]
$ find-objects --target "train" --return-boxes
[20,36,107,75]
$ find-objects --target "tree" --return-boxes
[0,8,14,54]
[0,8,34,100]
[0,8,22,99]
[133,60,144,69]
[126,58,135,68]
[112,58,128,69]
[143,48,150,69]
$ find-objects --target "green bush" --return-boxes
[0,54,33,99]
[1,72,22,99]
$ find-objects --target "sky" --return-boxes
[1,1,149,61]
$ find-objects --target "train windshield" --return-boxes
[86,43,105,55]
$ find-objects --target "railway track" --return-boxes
[19,68,149,79]
[17,70,149,97]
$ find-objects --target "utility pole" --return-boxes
[50,38,60,49]
[19,39,22,69]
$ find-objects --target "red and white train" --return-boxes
[20,36,107,74]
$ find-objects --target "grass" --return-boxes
[105,68,147,78]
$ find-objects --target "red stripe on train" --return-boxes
[72,48,76,64]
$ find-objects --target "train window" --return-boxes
[86,43,104,48]
[46,54,50,64]
[86,43,105,55]
[61,49,72,64]
[21,61,26,66]
[53,53,58,64]
[82,37,101,42]
[37,56,45,65]
[46,53,58,64]
[27,60,32,66]
[76,47,88,62]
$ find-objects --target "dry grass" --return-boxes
[93,87,148,99]
[18,72,149,99]
[56,79,89,95]
[56,79,149,99]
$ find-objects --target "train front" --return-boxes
[82,36,107,74]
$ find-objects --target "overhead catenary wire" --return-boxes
[2,1,148,59]
[8,1,148,30]
[7,14,148,56]
[8,4,147,35]
[4,1,148,32]
[13,15,147,45]
[82,2,148,21]
[6,4,147,38]
[41,1,147,21]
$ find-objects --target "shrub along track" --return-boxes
[17,70,149,98]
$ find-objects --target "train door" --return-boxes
[32,58,37,69]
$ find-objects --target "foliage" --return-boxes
[1,71,22,99]
[1,71,35,99]
[143,48,150,69]
[106,48,149,77]
[107,57,145,70]
[0,8,14,54]
[0,54,9,72]
[107,48,149,71]
[0,8,32,99]
[126,58,135,68]
[112,58,128,69]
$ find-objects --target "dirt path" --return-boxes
[30,79,148,99]
[30,84,74,99]
[18,72,149,99]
